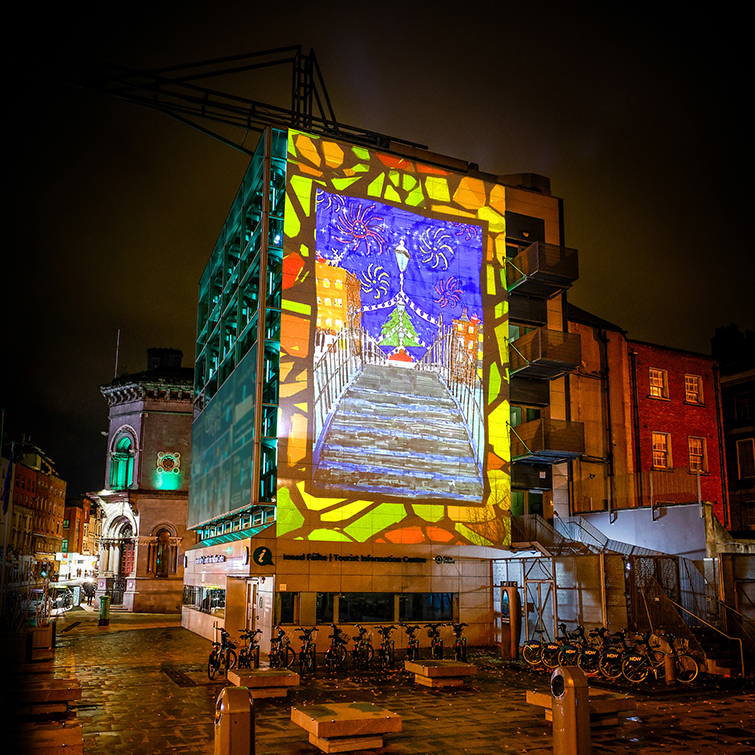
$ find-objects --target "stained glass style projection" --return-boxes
[277,131,511,546]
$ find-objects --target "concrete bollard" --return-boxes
[215,686,255,755]
[551,666,591,755]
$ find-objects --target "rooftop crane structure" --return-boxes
[48,45,427,156]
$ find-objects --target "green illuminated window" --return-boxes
[110,435,134,490]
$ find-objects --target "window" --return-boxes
[399,593,455,622]
[61,539,68,552]
[684,374,704,404]
[688,437,708,473]
[510,405,541,428]
[742,501,755,528]
[155,529,171,577]
[734,392,754,424]
[338,593,394,623]
[652,432,671,469]
[316,592,335,624]
[63,519,70,529]
[649,368,669,399]
[280,592,297,624]
[737,439,755,479]
[110,434,135,490]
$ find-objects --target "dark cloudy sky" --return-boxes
[4,2,753,496]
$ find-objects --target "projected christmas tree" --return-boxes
[379,301,422,353]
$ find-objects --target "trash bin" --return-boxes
[551,666,591,755]
[215,686,255,755]
[98,595,111,627]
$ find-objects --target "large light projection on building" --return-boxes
[278,131,511,546]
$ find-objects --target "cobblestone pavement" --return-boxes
[16,606,755,754]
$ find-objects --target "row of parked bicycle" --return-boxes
[208,622,469,679]
[521,623,700,684]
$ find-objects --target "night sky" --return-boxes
[4,2,753,496]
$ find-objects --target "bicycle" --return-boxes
[296,626,318,676]
[207,628,238,679]
[663,632,699,683]
[269,626,295,669]
[448,622,468,662]
[351,624,374,671]
[597,628,628,681]
[522,626,564,671]
[238,628,262,669]
[375,625,396,670]
[401,624,421,662]
[324,624,349,672]
[425,624,444,660]
[622,631,699,684]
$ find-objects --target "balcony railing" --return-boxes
[509,328,581,379]
[506,241,579,298]
[510,417,585,464]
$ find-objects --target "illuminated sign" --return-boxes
[278,131,512,547]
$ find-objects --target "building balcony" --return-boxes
[506,241,579,298]
[510,418,585,464]
[509,329,581,380]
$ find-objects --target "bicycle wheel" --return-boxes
[226,649,238,670]
[238,650,250,669]
[541,642,561,670]
[337,645,347,669]
[598,650,624,680]
[387,642,395,668]
[284,646,295,669]
[208,653,220,680]
[557,643,580,667]
[675,653,699,683]
[622,655,649,683]
[577,646,601,674]
[365,643,374,666]
[522,642,542,667]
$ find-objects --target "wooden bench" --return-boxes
[16,720,84,755]
[404,659,477,688]
[226,668,300,698]
[526,686,636,727]
[19,678,82,717]
[291,701,402,753]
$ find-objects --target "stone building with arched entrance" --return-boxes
[88,348,195,612]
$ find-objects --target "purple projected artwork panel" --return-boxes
[312,190,485,503]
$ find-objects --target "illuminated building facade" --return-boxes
[0,450,64,584]
[88,348,194,612]
[183,128,582,647]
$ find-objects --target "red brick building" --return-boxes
[628,340,728,526]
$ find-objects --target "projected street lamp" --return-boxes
[394,237,410,276]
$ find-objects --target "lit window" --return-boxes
[685,375,703,404]
[737,439,755,479]
[652,432,671,469]
[649,369,669,399]
[324,297,331,307]
[688,436,708,473]
[322,278,331,288]
[335,279,343,289]
[62,539,68,552]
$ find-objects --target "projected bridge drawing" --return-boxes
[312,191,485,503]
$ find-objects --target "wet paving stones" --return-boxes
[16,608,754,754]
